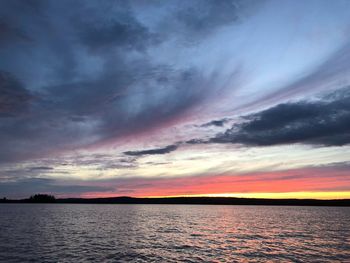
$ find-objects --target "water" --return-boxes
[0,204,349,262]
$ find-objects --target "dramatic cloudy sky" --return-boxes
[1,0,350,199]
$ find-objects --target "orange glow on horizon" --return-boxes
[79,191,350,200]
[143,191,350,200]
[76,166,350,200]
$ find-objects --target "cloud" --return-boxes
[185,138,209,145]
[0,0,240,164]
[78,10,159,53]
[124,144,179,156]
[29,166,54,171]
[85,162,350,197]
[0,71,33,117]
[242,42,350,112]
[201,118,229,127]
[211,87,350,146]
[0,20,30,45]
[70,154,138,170]
[0,178,113,198]
[0,0,348,171]
[173,0,242,38]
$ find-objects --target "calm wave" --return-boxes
[0,204,349,262]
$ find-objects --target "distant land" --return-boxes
[1,195,350,207]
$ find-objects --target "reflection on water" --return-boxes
[0,204,349,262]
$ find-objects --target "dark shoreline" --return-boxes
[1,196,350,207]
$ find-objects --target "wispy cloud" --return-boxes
[124,144,179,156]
[81,162,350,197]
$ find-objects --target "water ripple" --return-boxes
[0,204,349,262]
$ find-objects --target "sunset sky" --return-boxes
[1,0,350,199]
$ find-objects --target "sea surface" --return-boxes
[0,204,349,262]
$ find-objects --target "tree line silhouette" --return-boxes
[28,194,56,203]
[0,194,350,206]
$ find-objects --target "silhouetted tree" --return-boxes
[29,194,56,203]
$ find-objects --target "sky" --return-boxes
[1,0,350,199]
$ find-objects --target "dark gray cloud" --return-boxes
[131,0,248,44]
[0,178,113,198]
[124,144,178,156]
[0,71,33,117]
[78,11,159,53]
[0,0,247,164]
[186,138,209,145]
[0,20,30,45]
[29,166,54,171]
[314,161,350,171]
[201,118,229,127]
[212,87,350,146]
[174,0,242,37]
